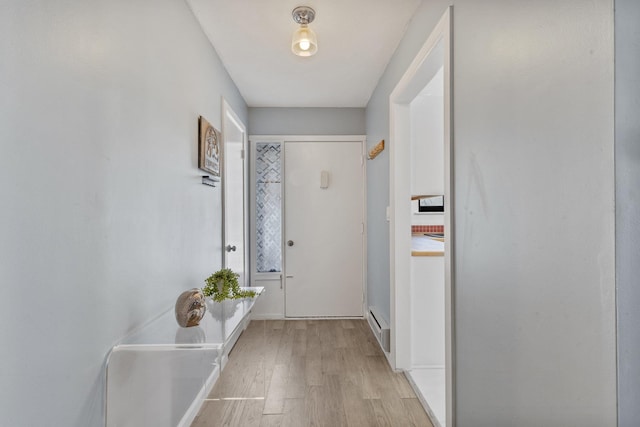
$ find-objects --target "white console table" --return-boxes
[105,287,264,427]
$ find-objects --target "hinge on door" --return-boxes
[361,222,365,234]
[361,155,364,166]
[241,149,245,159]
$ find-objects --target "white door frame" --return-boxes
[389,7,454,425]
[221,99,248,284]
[249,135,368,318]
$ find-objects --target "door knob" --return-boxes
[287,240,294,247]
[226,245,237,252]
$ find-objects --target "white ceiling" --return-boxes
[187,0,422,108]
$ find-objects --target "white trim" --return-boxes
[249,138,285,288]
[281,140,288,314]
[250,134,366,142]
[250,313,286,320]
[221,98,249,284]
[361,136,368,317]
[253,315,365,320]
[442,9,455,426]
[389,6,454,426]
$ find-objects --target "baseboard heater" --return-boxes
[367,306,390,353]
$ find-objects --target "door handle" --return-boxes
[286,275,294,278]
[287,240,294,247]
[226,245,237,252]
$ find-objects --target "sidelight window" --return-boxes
[255,143,282,273]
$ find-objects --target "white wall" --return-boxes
[615,0,640,425]
[410,67,444,197]
[367,0,616,425]
[411,257,445,367]
[249,107,365,135]
[0,1,246,425]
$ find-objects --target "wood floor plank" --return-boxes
[209,361,262,398]
[318,375,348,427]
[342,327,361,350]
[379,396,411,426]
[333,321,349,348]
[270,320,285,330]
[285,355,306,398]
[192,400,263,427]
[402,398,435,427]
[321,346,344,376]
[234,400,264,427]
[305,352,323,386]
[306,327,322,355]
[291,328,308,357]
[281,398,305,427]
[191,400,229,427]
[258,414,284,427]
[263,364,289,414]
[367,399,393,427]
[340,377,378,427]
[336,347,364,389]
[391,371,418,399]
[294,319,307,330]
[261,322,285,383]
[303,385,323,427]
[340,319,356,329]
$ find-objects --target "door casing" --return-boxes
[389,7,454,426]
[222,99,248,285]
[249,135,367,319]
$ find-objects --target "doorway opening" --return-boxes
[389,7,453,427]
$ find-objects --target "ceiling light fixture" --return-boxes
[291,6,317,57]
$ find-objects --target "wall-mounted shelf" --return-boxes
[105,288,264,427]
[202,175,220,187]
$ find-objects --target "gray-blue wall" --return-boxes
[249,107,365,135]
[0,0,246,425]
[365,0,451,328]
[367,1,616,425]
[615,0,640,425]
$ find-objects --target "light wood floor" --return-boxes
[192,319,433,427]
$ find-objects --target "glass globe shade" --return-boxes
[292,25,317,57]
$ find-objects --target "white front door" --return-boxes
[222,101,247,285]
[284,141,364,317]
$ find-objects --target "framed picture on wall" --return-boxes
[198,116,221,177]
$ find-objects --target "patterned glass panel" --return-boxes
[255,143,282,273]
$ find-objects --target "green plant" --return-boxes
[202,268,256,302]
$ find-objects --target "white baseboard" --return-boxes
[250,313,285,320]
[251,314,365,320]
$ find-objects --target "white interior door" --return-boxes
[222,101,247,286]
[284,141,364,317]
